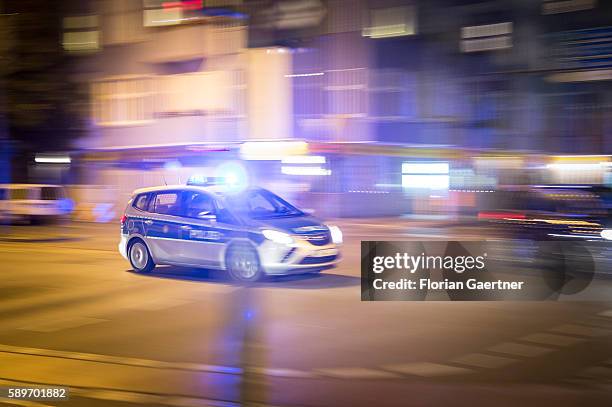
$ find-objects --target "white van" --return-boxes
[0,184,74,223]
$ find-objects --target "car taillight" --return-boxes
[120,215,127,225]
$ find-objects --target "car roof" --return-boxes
[132,184,252,196]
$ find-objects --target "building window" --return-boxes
[363,5,417,38]
[102,0,146,44]
[91,77,155,126]
[369,69,410,120]
[157,71,236,116]
[541,0,596,15]
[324,68,368,117]
[460,22,513,53]
[143,0,186,27]
[92,70,243,125]
[63,15,100,52]
[402,162,450,191]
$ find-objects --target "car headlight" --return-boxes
[262,229,294,245]
[328,225,343,244]
[601,229,612,240]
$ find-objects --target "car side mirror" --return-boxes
[198,212,216,222]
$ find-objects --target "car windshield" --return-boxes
[225,189,303,219]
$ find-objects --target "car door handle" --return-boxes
[144,220,153,225]
[180,225,192,230]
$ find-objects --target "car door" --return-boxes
[179,191,233,267]
[143,190,184,262]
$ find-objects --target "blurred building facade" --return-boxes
[56,0,612,217]
[68,1,612,151]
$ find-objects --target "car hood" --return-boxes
[245,215,328,234]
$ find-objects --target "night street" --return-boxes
[1,220,612,407]
[2,0,612,406]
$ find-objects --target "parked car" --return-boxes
[0,184,74,224]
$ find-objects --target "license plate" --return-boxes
[311,248,338,257]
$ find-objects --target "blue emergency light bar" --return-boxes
[187,175,225,186]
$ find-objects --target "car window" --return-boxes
[215,199,238,225]
[183,192,215,219]
[249,193,276,212]
[41,187,62,200]
[10,189,30,200]
[226,189,303,219]
[0,188,6,200]
[133,193,150,211]
[150,192,181,216]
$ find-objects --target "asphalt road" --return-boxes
[1,220,612,407]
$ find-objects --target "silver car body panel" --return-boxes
[119,185,341,275]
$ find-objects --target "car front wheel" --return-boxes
[128,239,155,273]
[226,243,263,282]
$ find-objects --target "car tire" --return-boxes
[226,242,263,282]
[128,239,155,273]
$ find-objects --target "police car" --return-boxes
[118,178,342,281]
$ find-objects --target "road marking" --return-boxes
[0,282,134,314]
[292,323,335,330]
[382,362,473,377]
[247,367,315,378]
[549,324,612,338]
[80,390,239,407]
[577,366,612,379]
[597,309,612,318]
[0,353,242,406]
[0,343,468,380]
[581,317,612,329]
[18,317,107,333]
[0,379,238,407]
[452,353,517,369]
[520,333,585,347]
[487,342,553,358]
[76,389,166,405]
[315,367,400,379]
[0,343,242,375]
[121,298,191,311]
[162,396,239,407]
[0,399,55,407]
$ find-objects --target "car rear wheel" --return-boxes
[226,243,262,282]
[129,240,155,273]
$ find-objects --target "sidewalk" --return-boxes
[0,224,83,243]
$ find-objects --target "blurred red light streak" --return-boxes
[162,0,203,11]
